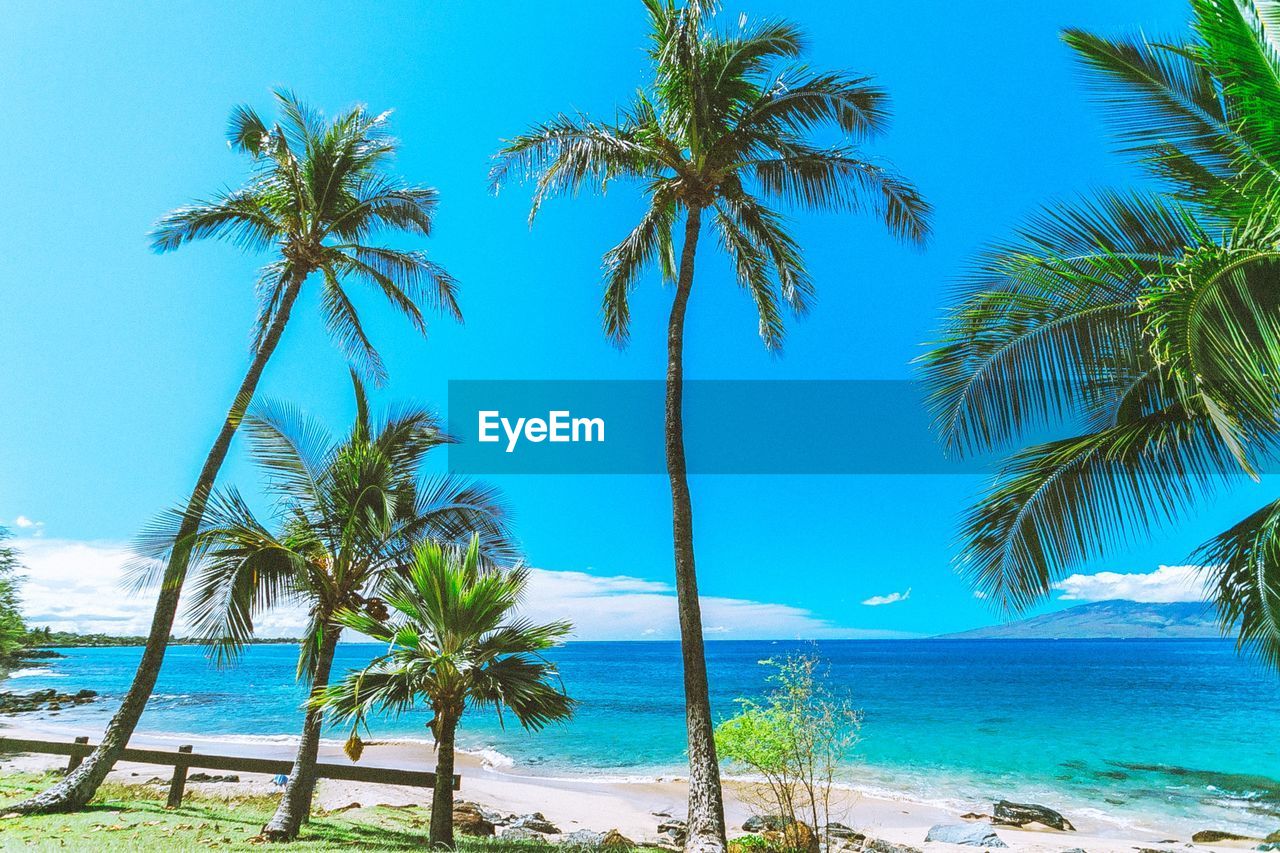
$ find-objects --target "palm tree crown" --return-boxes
[322,536,573,744]
[152,89,460,382]
[919,0,1280,665]
[491,0,930,349]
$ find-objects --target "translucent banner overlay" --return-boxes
[447,380,998,475]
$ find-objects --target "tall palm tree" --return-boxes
[490,3,930,848]
[919,0,1280,666]
[9,91,461,814]
[173,376,513,840]
[320,536,574,848]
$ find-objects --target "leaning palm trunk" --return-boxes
[665,206,728,853]
[429,711,460,848]
[7,278,305,815]
[262,627,341,840]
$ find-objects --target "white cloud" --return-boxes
[10,539,912,641]
[861,588,911,607]
[9,516,45,536]
[1053,565,1209,603]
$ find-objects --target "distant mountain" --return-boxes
[939,600,1225,639]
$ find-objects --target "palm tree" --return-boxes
[320,536,574,848]
[490,3,929,848]
[9,91,461,814]
[919,0,1280,666]
[173,375,513,840]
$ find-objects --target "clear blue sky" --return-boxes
[1,0,1263,636]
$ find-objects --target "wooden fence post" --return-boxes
[166,744,194,808]
[65,736,89,773]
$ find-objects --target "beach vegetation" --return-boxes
[319,535,574,848]
[491,2,929,847]
[11,90,464,816]
[714,653,861,852]
[0,770,634,851]
[149,374,513,840]
[919,0,1280,668]
[0,527,27,664]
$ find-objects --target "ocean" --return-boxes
[4,639,1278,836]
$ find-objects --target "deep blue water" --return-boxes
[5,640,1279,834]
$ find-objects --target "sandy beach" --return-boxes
[1,716,1262,853]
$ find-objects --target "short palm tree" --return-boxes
[920,0,1280,666]
[9,91,461,814]
[491,4,929,848]
[320,536,574,848]
[176,375,513,840]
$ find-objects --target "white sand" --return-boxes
[0,717,1262,853]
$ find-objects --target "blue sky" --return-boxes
[1,0,1264,638]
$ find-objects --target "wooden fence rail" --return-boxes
[0,736,459,808]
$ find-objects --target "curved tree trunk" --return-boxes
[666,204,728,853]
[7,275,307,815]
[428,711,459,848]
[261,627,341,841]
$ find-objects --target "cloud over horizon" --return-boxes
[11,538,910,641]
[861,588,911,607]
[1053,565,1210,604]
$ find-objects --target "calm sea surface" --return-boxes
[4,640,1278,834]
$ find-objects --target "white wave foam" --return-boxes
[6,668,65,678]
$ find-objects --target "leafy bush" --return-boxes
[715,651,862,851]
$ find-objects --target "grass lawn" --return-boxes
[0,771,584,851]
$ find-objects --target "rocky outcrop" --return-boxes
[764,822,819,853]
[501,827,546,842]
[600,829,635,848]
[658,818,687,845]
[187,772,239,783]
[452,802,495,837]
[0,688,96,715]
[1192,831,1259,843]
[509,812,561,834]
[925,823,1008,847]
[743,815,790,832]
[992,800,1075,832]
[564,829,607,848]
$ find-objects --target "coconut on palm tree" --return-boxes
[169,375,513,840]
[319,536,573,848]
[920,0,1280,664]
[9,91,461,814]
[490,3,929,848]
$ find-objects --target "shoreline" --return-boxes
[0,717,1264,852]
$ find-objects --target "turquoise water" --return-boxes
[4,640,1279,835]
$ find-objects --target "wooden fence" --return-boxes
[0,736,458,808]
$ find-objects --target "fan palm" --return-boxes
[320,536,574,848]
[491,4,929,848]
[919,0,1280,667]
[9,90,461,814]
[174,375,512,840]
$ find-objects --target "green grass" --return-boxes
[0,771,579,851]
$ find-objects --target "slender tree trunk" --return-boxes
[428,711,459,848]
[7,274,307,815]
[667,204,728,853]
[261,626,341,841]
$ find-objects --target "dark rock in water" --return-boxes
[993,800,1075,832]
[743,815,788,832]
[510,812,561,834]
[926,823,1008,847]
[187,772,239,783]
[1061,848,1088,853]
[452,802,495,837]
[1193,831,1258,844]
[563,829,606,848]
[961,813,992,822]
[0,688,99,715]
